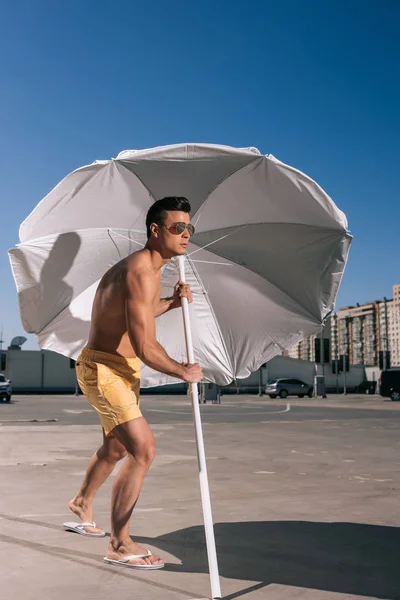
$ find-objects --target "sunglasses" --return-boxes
[163,222,195,236]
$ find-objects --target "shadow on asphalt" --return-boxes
[135,521,400,599]
[2,513,399,598]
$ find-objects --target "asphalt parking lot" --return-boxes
[1,393,400,600]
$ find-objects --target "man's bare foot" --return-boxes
[106,539,164,566]
[68,497,104,535]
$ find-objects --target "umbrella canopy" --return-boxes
[9,143,351,387]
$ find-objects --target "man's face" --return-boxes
[155,210,193,257]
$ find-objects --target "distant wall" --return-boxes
[6,350,76,392]
[43,351,77,389]
[6,350,44,389]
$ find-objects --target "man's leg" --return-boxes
[105,416,163,566]
[69,430,128,534]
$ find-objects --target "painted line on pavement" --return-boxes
[146,404,291,416]
[63,409,94,414]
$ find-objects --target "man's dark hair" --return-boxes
[146,196,191,238]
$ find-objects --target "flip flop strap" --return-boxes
[119,550,152,562]
[78,522,96,528]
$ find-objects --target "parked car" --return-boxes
[0,375,12,402]
[379,369,400,401]
[265,378,314,399]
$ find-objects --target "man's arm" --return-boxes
[125,270,201,383]
[154,297,175,317]
[155,281,193,317]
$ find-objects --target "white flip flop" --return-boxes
[103,550,165,570]
[63,521,106,537]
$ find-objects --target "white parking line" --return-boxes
[63,409,93,414]
[254,471,276,474]
[146,403,291,416]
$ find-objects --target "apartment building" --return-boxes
[336,302,379,366]
[287,337,312,361]
[288,283,400,368]
[388,283,400,366]
[336,284,400,367]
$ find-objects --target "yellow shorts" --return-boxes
[76,348,142,436]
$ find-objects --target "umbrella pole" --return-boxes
[178,255,222,600]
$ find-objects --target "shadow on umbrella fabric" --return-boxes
[39,233,89,342]
[11,232,90,348]
[134,521,400,599]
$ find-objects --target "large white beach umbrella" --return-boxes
[9,143,351,388]
[9,143,351,599]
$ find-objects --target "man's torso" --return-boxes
[87,250,160,358]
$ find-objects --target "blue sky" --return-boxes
[1,0,399,350]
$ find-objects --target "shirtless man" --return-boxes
[63,196,202,570]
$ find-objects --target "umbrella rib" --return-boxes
[188,225,248,257]
[189,259,233,266]
[107,230,122,259]
[189,224,347,260]
[108,229,146,247]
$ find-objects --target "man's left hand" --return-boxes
[172,280,193,307]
